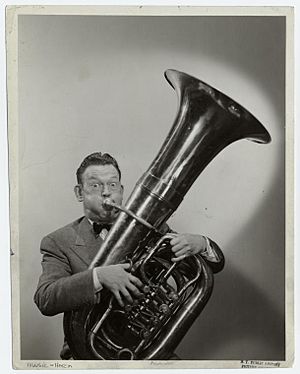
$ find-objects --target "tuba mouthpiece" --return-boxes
[102,198,114,211]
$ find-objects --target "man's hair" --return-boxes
[76,152,121,184]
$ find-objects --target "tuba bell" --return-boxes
[63,69,271,360]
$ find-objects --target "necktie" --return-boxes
[93,222,111,236]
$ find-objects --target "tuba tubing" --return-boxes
[64,69,271,360]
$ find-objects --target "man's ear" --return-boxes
[74,185,84,202]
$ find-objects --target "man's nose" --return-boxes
[101,184,111,197]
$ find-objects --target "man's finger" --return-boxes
[172,243,189,253]
[126,283,143,298]
[120,263,131,269]
[113,290,124,307]
[174,246,192,257]
[171,254,186,263]
[170,235,180,246]
[129,274,144,289]
[121,288,133,304]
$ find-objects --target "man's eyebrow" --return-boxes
[86,175,119,181]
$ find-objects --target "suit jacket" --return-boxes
[34,216,105,316]
[34,216,224,357]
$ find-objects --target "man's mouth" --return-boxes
[102,198,115,211]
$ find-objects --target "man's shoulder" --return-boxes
[43,217,85,243]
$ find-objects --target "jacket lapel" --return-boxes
[71,217,103,267]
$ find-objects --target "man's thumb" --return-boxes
[120,263,130,269]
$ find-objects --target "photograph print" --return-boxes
[7,5,293,369]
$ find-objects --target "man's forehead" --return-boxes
[83,164,119,179]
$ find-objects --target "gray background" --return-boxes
[18,15,285,360]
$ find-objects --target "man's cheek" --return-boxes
[85,195,102,210]
[112,192,123,205]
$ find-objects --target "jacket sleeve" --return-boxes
[34,235,97,316]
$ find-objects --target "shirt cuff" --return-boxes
[93,268,103,304]
[201,236,219,262]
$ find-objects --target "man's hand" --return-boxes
[170,233,207,262]
[95,264,144,307]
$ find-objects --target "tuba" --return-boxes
[63,69,271,360]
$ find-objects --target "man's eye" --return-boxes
[92,183,100,188]
[109,182,120,190]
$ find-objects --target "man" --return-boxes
[34,152,224,359]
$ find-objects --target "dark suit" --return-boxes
[34,216,224,358]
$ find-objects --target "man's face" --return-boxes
[75,164,123,224]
